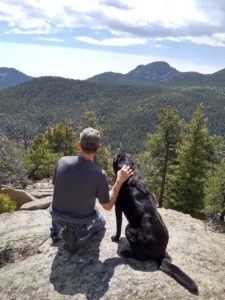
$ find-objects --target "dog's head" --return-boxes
[113,152,135,174]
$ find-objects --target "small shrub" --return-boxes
[0,193,16,214]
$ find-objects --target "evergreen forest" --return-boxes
[0,73,225,221]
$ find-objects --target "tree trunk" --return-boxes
[220,211,225,222]
[158,143,169,207]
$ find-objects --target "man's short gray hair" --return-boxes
[80,127,101,153]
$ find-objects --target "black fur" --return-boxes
[112,152,198,295]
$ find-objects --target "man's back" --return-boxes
[52,156,109,217]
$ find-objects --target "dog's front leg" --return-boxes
[111,204,122,242]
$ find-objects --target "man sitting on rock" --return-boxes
[49,127,133,253]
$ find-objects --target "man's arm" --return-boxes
[101,165,133,211]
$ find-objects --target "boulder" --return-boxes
[29,190,53,199]
[0,187,36,209]
[0,208,225,299]
[20,196,52,210]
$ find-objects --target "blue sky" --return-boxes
[0,0,225,80]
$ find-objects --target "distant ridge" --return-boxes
[88,61,225,87]
[0,74,225,154]
[0,67,33,89]
[1,62,225,89]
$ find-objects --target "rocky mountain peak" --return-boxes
[125,61,180,82]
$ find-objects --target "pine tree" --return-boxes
[137,107,184,207]
[45,123,77,155]
[204,158,225,221]
[166,104,209,217]
[24,134,62,180]
[24,123,78,180]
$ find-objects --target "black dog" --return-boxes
[112,152,198,294]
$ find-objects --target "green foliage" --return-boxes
[0,193,16,214]
[24,123,78,180]
[79,111,102,132]
[137,107,184,206]
[1,77,225,155]
[25,138,62,180]
[204,159,225,217]
[207,135,225,169]
[165,104,210,217]
[95,145,114,178]
[136,151,161,196]
[45,123,77,155]
[1,76,225,217]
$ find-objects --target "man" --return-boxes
[50,127,133,253]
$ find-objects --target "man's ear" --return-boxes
[96,144,102,152]
[76,142,81,150]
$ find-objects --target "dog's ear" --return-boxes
[125,153,135,169]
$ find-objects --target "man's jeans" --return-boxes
[50,206,106,241]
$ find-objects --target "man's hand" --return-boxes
[116,165,133,184]
[101,165,133,211]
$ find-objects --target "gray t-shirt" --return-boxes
[52,156,109,217]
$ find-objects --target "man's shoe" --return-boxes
[62,229,78,254]
[51,235,61,243]
[50,232,61,243]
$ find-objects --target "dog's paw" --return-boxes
[111,235,120,242]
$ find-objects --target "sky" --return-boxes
[0,0,225,80]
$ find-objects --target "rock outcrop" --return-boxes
[1,187,37,209]
[20,196,52,210]
[0,194,225,300]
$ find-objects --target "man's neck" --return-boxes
[79,150,95,161]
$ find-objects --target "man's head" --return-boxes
[79,127,101,153]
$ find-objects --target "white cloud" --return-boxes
[74,36,147,46]
[0,0,225,47]
[100,0,131,10]
[37,37,64,43]
[183,33,225,47]
[6,27,51,35]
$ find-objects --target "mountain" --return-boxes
[87,71,124,84]
[0,76,225,154]
[125,61,180,82]
[0,67,33,89]
[88,61,225,87]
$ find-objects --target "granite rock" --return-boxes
[0,187,36,209]
[0,207,225,300]
[20,196,52,210]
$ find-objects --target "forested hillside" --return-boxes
[0,76,225,154]
[0,68,32,90]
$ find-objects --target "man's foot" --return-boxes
[50,233,61,243]
[52,235,61,243]
[62,229,78,254]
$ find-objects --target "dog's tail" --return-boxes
[159,257,199,295]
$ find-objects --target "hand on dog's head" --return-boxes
[113,152,135,174]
